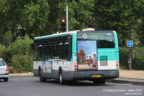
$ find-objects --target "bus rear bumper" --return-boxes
[63,70,119,81]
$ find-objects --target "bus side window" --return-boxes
[69,37,72,61]
[56,43,63,59]
[63,40,72,61]
[63,42,69,60]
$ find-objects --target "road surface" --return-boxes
[0,77,143,96]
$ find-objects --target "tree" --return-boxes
[0,0,50,45]
[1,0,144,46]
[58,0,95,31]
[93,0,143,46]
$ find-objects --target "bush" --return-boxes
[119,48,129,69]
[0,35,33,73]
[132,49,144,70]
[119,47,144,70]
[0,44,5,57]
[11,53,33,72]
[7,35,33,73]
[8,35,33,56]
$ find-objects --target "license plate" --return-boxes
[92,75,102,78]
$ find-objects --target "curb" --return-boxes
[108,78,144,86]
[9,73,33,77]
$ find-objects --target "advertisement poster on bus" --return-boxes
[42,61,52,73]
[77,41,97,70]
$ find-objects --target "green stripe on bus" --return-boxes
[71,33,77,61]
[34,34,69,40]
[97,49,119,61]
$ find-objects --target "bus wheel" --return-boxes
[59,72,64,84]
[40,75,47,82]
[39,70,46,82]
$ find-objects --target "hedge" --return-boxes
[119,47,144,70]
[0,35,33,73]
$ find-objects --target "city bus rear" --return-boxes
[71,30,119,81]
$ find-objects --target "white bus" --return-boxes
[32,30,119,84]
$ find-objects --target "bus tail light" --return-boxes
[74,61,77,65]
[116,61,119,69]
[74,65,77,67]
[74,61,77,71]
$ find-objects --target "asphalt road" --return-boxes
[0,77,143,96]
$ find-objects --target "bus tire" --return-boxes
[39,74,47,82]
[39,69,46,82]
[59,72,65,84]
[40,76,46,82]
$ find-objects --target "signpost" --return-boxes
[127,40,133,70]
[127,29,134,70]
[127,41,133,47]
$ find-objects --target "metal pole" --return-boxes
[66,0,69,32]
[128,0,132,70]
[128,47,132,70]
[128,29,134,70]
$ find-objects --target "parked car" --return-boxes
[0,58,9,82]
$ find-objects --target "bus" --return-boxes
[31,30,119,84]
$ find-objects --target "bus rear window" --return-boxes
[77,31,115,48]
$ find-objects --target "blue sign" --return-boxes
[127,41,133,47]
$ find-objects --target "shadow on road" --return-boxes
[35,79,112,87]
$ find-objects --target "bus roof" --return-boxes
[34,30,79,40]
[34,30,116,40]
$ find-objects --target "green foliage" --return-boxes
[8,35,33,56]
[58,0,95,30]
[132,50,144,70]
[0,0,50,45]
[0,44,5,57]
[0,36,33,73]
[0,45,10,63]
[11,53,33,72]
[120,47,144,70]
[0,0,144,46]
[7,35,33,72]
[119,48,129,69]
[93,0,143,46]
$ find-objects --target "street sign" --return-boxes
[127,41,133,47]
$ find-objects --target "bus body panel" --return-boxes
[52,60,73,71]
[76,30,119,71]
[71,33,77,62]
[33,60,74,77]
[61,70,119,81]
[33,61,42,76]
[97,49,119,70]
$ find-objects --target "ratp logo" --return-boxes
[83,34,87,39]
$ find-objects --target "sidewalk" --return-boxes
[119,69,144,80]
[9,72,33,77]
[109,69,144,85]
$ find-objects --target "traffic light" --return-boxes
[61,18,66,32]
